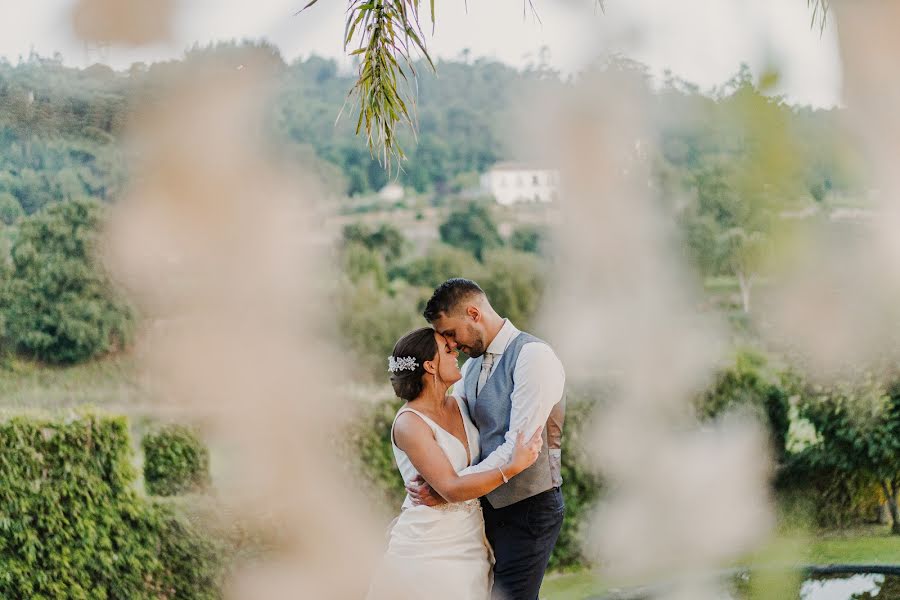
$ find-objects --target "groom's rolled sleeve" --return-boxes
[459,343,565,475]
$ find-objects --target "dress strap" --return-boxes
[390,407,439,447]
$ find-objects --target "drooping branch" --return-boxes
[302,0,434,172]
[299,0,824,170]
[807,0,829,34]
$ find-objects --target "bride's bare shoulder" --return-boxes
[393,409,435,450]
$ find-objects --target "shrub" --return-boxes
[508,225,548,255]
[154,502,226,599]
[336,278,424,378]
[776,448,883,529]
[550,394,603,570]
[480,249,548,334]
[143,424,212,497]
[2,198,133,364]
[0,413,223,599]
[346,396,407,511]
[438,202,503,261]
[0,192,23,225]
[342,223,407,266]
[793,374,900,532]
[695,349,790,462]
[342,242,389,290]
[396,243,484,289]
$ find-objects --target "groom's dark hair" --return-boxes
[423,278,485,322]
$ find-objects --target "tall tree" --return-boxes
[670,67,808,313]
[2,199,132,363]
[438,202,503,261]
[799,375,900,534]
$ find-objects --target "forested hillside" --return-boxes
[0,44,862,214]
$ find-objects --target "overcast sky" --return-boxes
[3,0,842,106]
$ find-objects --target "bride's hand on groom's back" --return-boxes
[407,475,446,507]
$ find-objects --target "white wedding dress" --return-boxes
[367,396,494,600]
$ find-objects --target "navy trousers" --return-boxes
[481,487,565,600]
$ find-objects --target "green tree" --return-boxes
[680,157,774,313]
[798,375,900,534]
[439,202,503,261]
[336,278,424,377]
[399,243,484,289]
[0,192,23,225]
[480,249,547,331]
[672,68,808,313]
[509,224,547,255]
[695,349,790,462]
[342,242,389,290]
[2,199,133,364]
[342,222,408,266]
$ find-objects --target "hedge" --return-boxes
[0,413,223,599]
[776,447,884,529]
[143,424,211,497]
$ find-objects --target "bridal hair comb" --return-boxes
[388,356,419,373]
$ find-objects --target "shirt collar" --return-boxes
[486,319,519,355]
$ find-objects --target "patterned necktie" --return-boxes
[476,352,495,396]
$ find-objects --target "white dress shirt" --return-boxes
[453,320,566,475]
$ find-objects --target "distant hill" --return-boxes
[0,43,862,216]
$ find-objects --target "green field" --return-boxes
[0,354,144,413]
[541,524,900,600]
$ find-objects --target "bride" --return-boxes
[367,327,543,600]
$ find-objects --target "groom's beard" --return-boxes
[461,329,486,358]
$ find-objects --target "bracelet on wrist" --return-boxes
[497,465,509,484]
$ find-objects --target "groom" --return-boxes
[408,278,566,600]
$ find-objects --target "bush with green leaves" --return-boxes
[143,424,212,497]
[793,374,900,533]
[347,396,407,510]
[342,222,407,266]
[397,243,484,289]
[776,447,883,530]
[439,201,503,261]
[336,278,425,377]
[695,349,790,461]
[480,249,548,334]
[2,198,133,364]
[341,242,389,290]
[0,413,224,598]
[508,225,548,255]
[550,392,603,570]
[0,191,23,225]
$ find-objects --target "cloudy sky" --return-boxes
[4,0,842,106]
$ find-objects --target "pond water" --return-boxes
[800,573,887,599]
[602,572,900,599]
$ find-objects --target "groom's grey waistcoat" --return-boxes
[464,331,564,509]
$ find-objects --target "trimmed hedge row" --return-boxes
[0,413,223,599]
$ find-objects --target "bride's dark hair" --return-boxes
[389,327,437,401]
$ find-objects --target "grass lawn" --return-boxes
[0,354,145,412]
[540,524,900,600]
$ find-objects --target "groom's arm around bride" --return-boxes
[410,278,566,600]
